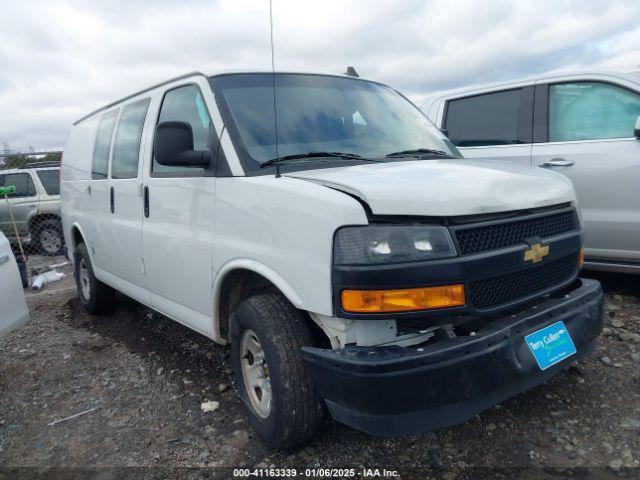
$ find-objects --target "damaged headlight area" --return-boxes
[333,225,457,265]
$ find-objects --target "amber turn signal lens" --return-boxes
[341,284,465,313]
[579,247,585,267]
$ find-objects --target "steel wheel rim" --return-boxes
[41,229,62,253]
[79,258,91,299]
[240,329,272,418]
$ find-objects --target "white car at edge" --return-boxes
[0,232,29,337]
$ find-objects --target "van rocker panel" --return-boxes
[303,278,603,436]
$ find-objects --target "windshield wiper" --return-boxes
[385,148,452,158]
[260,151,377,168]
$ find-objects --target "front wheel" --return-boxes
[231,293,325,449]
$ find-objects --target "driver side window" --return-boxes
[153,84,212,174]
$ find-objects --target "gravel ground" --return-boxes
[0,267,638,479]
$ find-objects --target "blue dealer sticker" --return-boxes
[525,321,577,370]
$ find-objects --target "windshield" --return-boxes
[211,73,459,172]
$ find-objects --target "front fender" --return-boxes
[212,258,305,343]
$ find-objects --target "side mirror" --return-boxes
[635,115,640,139]
[154,121,211,167]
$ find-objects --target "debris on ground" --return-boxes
[47,406,100,427]
[200,400,220,413]
[31,270,65,292]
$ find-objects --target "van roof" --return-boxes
[73,70,376,126]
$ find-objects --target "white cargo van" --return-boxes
[62,71,603,448]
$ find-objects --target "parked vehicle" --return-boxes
[0,162,64,256]
[421,70,640,273]
[61,71,603,448]
[0,232,29,337]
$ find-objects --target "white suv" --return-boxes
[421,70,640,273]
[62,71,603,448]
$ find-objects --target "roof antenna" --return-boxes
[269,0,281,178]
[345,66,359,77]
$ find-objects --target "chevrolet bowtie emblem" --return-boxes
[524,243,549,264]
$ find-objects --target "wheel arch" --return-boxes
[212,259,305,344]
[69,222,89,261]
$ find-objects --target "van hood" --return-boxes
[285,159,575,217]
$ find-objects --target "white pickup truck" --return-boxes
[0,232,29,337]
[61,71,604,448]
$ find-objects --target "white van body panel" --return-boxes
[287,159,575,216]
[61,116,98,257]
[212,176,368,333]
[0,233,29,337]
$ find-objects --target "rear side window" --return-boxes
[2,173,36,198]
[549,82,640,142]
[153,85,212,174]
[445,89,523,146]
[36,169,60,195]
[92,109,118,180]
[111,98,151,179]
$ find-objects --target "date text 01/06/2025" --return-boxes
[232,468,400,478]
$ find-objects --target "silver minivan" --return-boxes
[422,70,640,273]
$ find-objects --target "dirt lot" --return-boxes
[0,265,638,479]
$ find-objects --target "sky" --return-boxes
[1,0,639,152]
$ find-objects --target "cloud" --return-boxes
[0,0,639,151]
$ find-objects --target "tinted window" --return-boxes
[3,173,36,197]
[445,89,523,146]
[154,85,212,174]
[92,109,118,180]
[111,98,150,179]
[213,73,457,171]
[36,169,60,195]
[549,82,640,142]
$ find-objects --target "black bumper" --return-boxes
[302,278,603,436]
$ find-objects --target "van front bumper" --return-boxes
[302,278,603,436]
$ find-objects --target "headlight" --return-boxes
[334,225,457,265]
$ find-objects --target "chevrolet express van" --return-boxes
[61,71,603,448]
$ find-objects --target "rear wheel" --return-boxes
[74,242,115,314]
[35,219,64,256]
[231,293,325,449]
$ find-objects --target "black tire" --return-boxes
[230,293,325,449]
[35,219,65,256]
[74,242,115,315]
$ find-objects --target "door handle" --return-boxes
[86,185,92,195]
[143,186,149,218]
[0,254,9,266]
[110,187,114,214]
[539,158,574,168]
